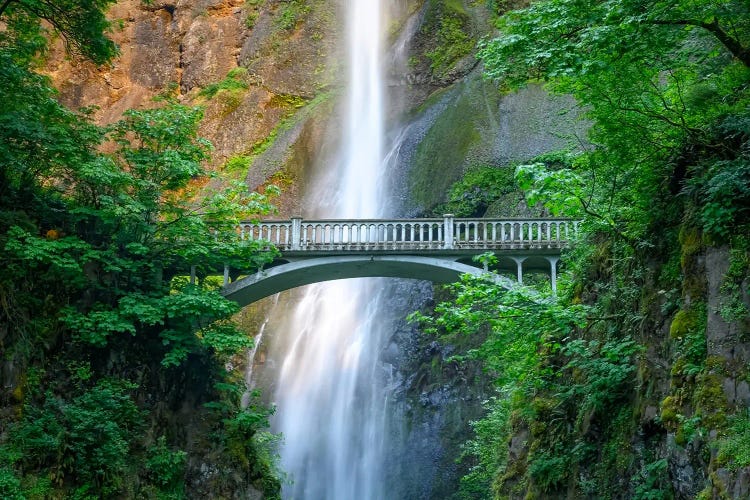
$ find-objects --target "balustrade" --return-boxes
[238,216,577,252]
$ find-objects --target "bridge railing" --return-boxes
[238,216,578,252]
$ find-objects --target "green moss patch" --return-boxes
[422,0,476,76]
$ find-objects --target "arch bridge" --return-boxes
[220,216,578,306]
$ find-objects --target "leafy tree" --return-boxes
[0,0,117,64]
[479,0,750,242]
[0,1,282,496]
[479,0,749,86]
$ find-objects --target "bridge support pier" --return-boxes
[548,256,559,295]
[512,257,525,284]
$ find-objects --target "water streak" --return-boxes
[268,1,392,498]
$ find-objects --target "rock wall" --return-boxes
[47,0,343,216]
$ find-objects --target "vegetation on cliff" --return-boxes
[415,0,750,497]
[0,3,281,497]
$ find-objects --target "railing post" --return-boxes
[291,216,302,251]
[443,214,454,249]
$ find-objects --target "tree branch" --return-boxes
[647,18,750,67]
[0,0,14,18]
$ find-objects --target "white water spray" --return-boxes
[268,1,392,498]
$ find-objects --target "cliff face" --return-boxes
[46,0,343,216]
[47,0,582,217]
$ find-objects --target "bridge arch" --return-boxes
[221,255,511,307]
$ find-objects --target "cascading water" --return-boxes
[262,1,395,498]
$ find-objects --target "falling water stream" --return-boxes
[259,1,399,498]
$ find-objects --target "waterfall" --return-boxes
[263,1,394,498]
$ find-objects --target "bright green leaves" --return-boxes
[1,0,118,64]
[4,227,89,277]
[480,0,749,89]
[559,338,641,413]
[0,0,114,201]
[480,0,750,246]
[203,383,282,494]
[63,380,142,487]
[62,307,137,347]
[144,436,187,495]
[9,380,142,493]
[158,287,241,367]
[0,1,279,496]
[434,166,516,217]
[0,99,277,366]
[60,283,253,366]
[199,321,254,359]
[715,409,750,471]
[515,160,586,217]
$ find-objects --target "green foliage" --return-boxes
[716,409,750,471]
[62,381,142,489]
[204,384,282,496]
[479,0,750,88]
[0,0,118,64]
[436,0,750,495]
[9,380,142,494]
[669,304,707,379]
[560,338,641,413]
[423,0,475,75]
[199,67,250,113]
[434,166,516,217]
[244,0,265,28]
[527,445,573,492]
[0,467,23,500]
[456,398,510,500]
[633,459,673,500]
[199,68,250,99]
[145,436,187,495]
[718,239,750,321]
[686,112,750,240]
[480,0,750,245]
[225,154,253,175]
[275,0,309,31]
[426,17,473,75]
[411,275,631,497]
[515,152,585,217]
[0,4,280,496]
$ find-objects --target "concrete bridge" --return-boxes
[220,216,577,306]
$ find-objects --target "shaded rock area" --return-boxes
[385,282,493,499]
[392,73,587,214]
